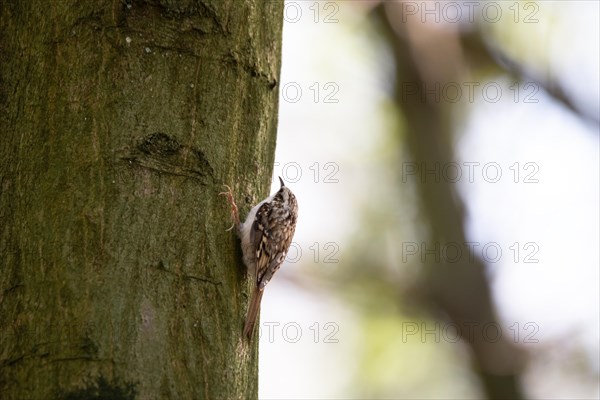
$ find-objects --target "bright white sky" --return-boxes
[259,2,599,399]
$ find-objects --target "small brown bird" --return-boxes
[220,177,299,338]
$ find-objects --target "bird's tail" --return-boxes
[243,287,264,339]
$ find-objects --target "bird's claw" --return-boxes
[218,184,233,197]
[219,184,240,231]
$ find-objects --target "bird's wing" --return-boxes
[258,206,296,289]
[251,202,274,287]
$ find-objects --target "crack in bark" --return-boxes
[120,132,214,184]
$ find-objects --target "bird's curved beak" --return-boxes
[278,176,285,188]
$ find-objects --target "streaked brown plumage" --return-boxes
[220,177,298,339]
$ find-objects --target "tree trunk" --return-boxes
[0,1,283,398]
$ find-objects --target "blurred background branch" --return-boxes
[460,31,600,127]
[373,3,526,398]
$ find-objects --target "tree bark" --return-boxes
[0,1,283,398]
